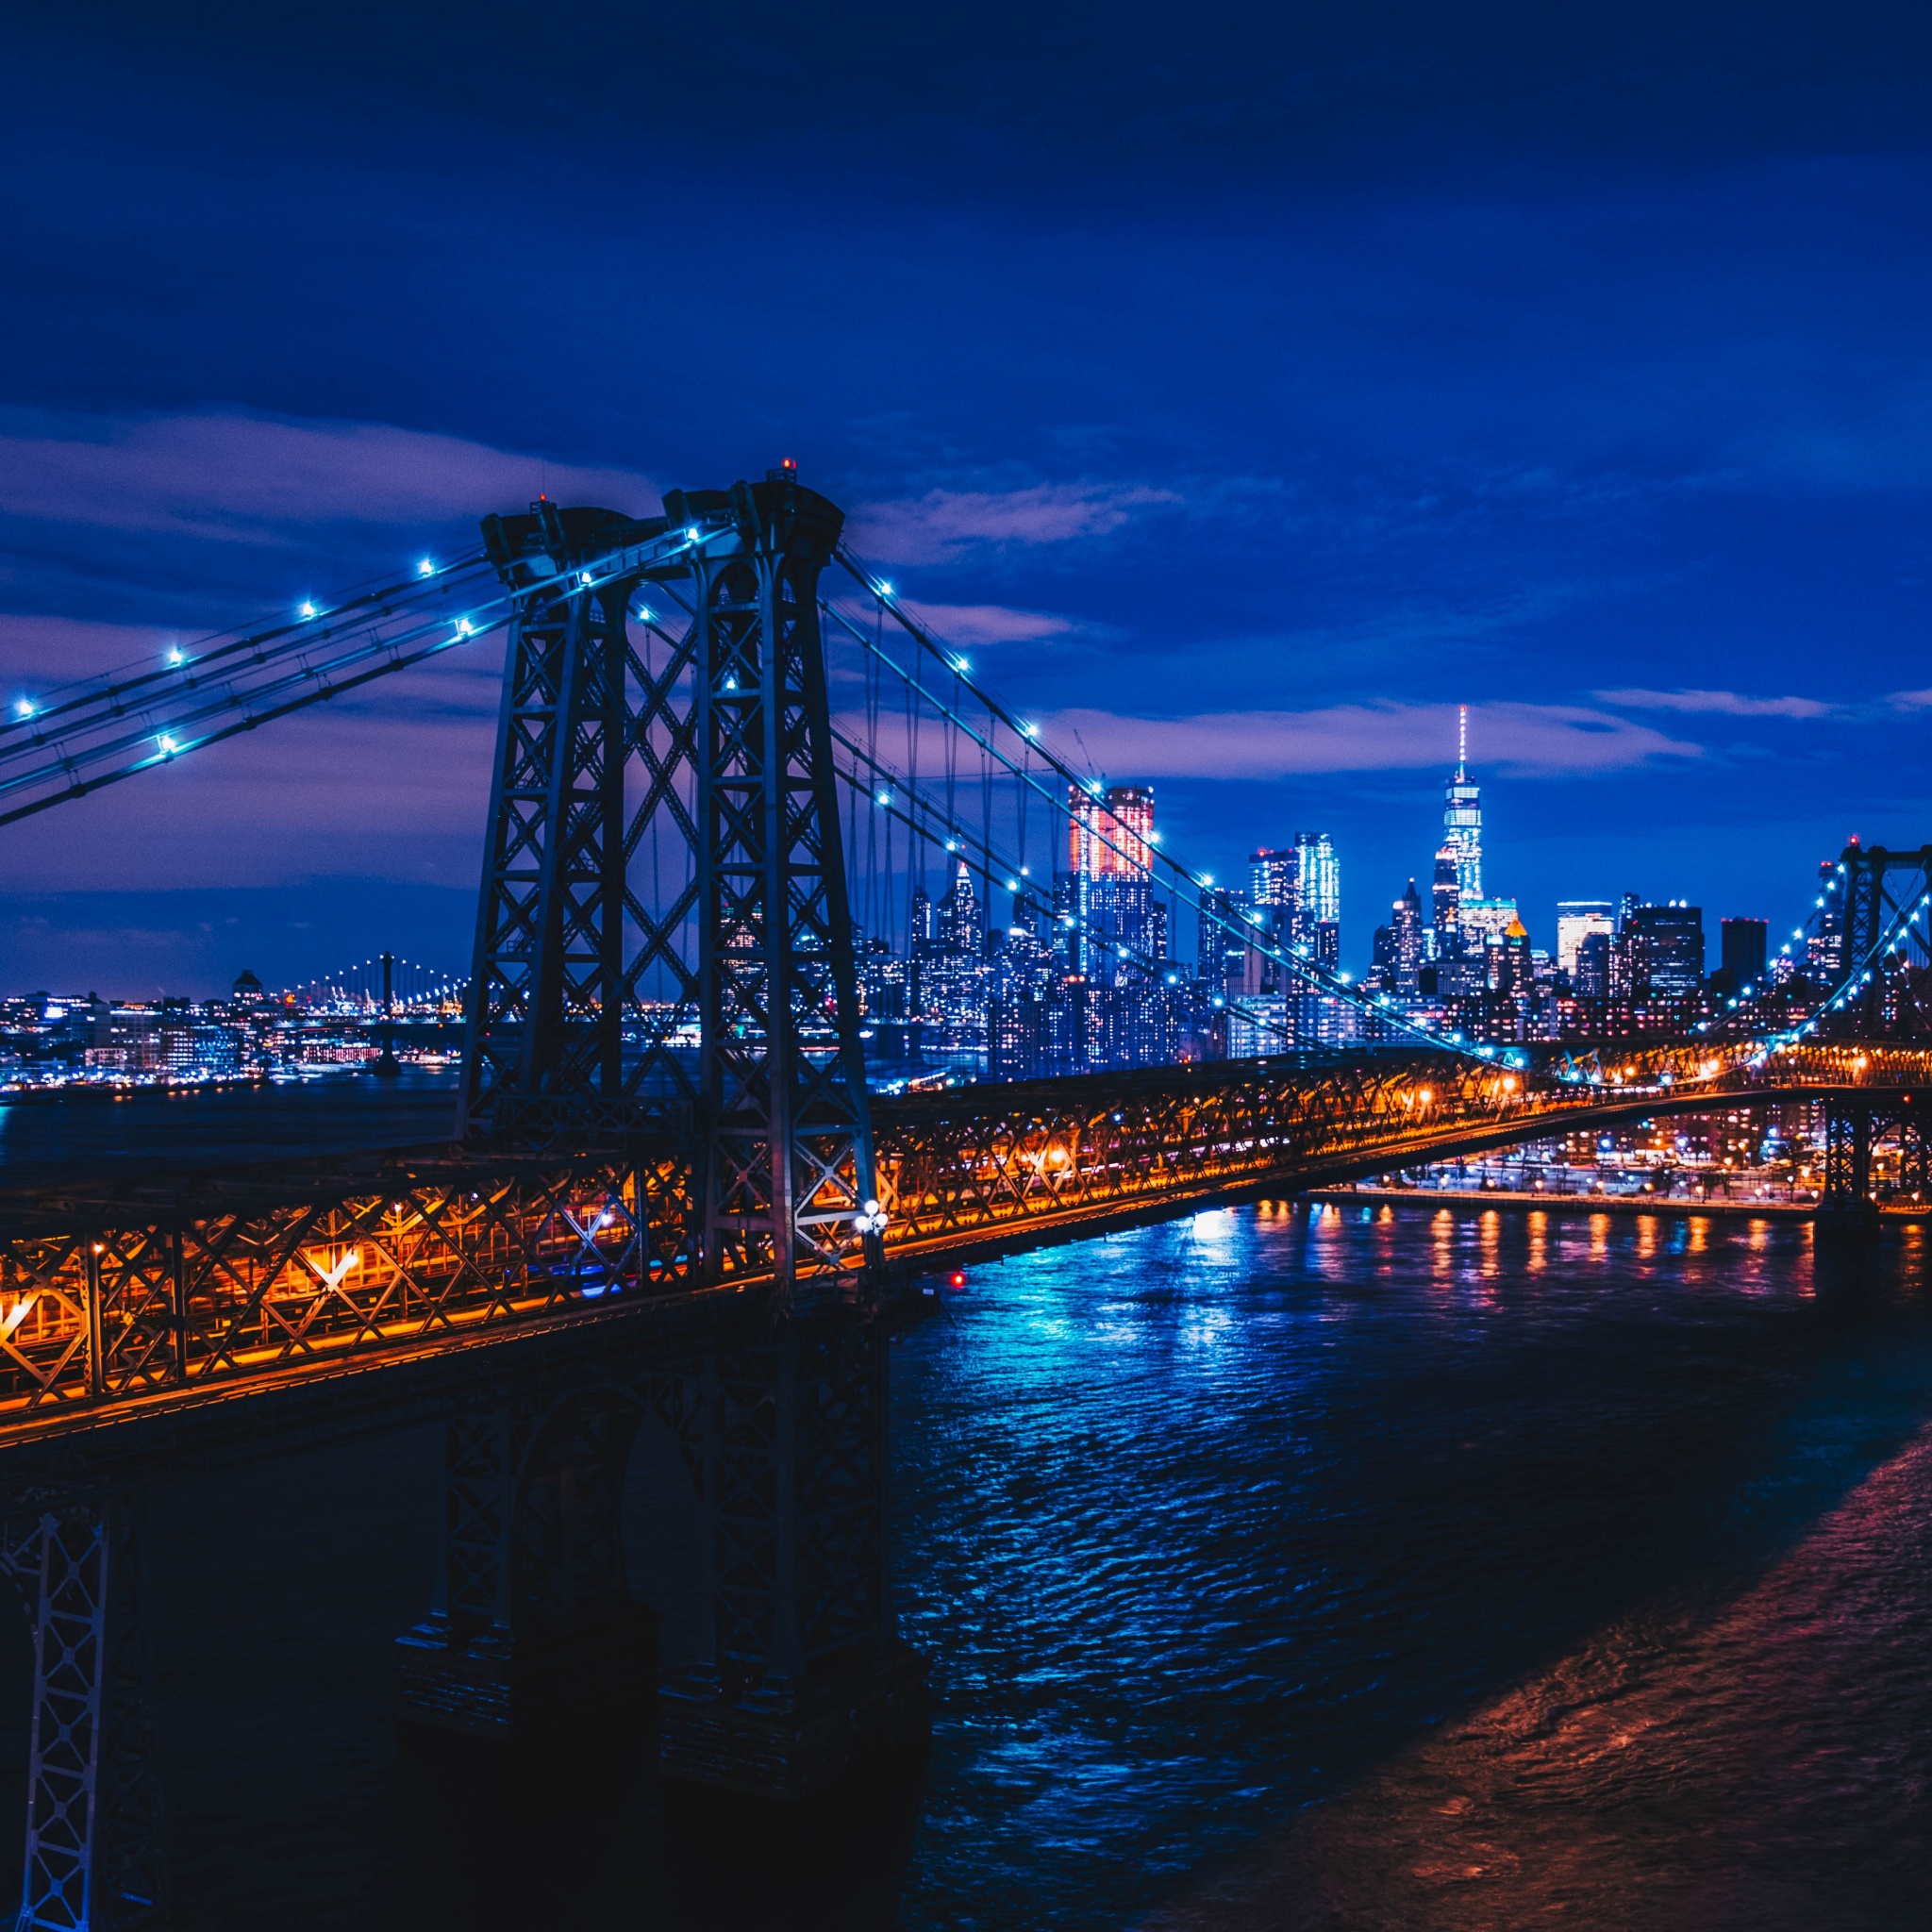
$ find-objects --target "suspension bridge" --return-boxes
[0,467,1927,1929]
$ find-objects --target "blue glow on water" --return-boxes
[0,1149,1924,1929]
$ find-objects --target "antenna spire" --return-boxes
[1457,704,1467,780]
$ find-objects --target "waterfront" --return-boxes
[0,1115,1924,1927]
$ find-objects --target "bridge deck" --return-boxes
[0,1053,1905,1458]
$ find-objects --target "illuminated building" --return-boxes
[1068,782,1154,877]
[1574,930,1611,998]
[1198,885,1252,987]
[1441,705,1482,901]
[1292,832,1340,971]
[1621,901,1705,999]
[1807,856,1846,982]
[1431,842,1462,954]
[1458,896,1520,951]
[1250,848,1295,909]
[935,858,985,958]
[1556,901,1614,980]
[1391,879,1424,992]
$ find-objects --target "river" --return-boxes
[0,1085,1925,1927]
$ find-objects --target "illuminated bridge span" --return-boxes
[0,472,1928,1930]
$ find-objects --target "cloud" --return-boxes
[846,483,1179,563]
[0,410,660,543]
[1015,701,1700,780]
[0,698,495,894]
[1889,689,1932,711]
[1594,686,1832,719]
[827,596,1074,650]
[0,614,175,690]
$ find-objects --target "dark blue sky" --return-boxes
[3,2,1931,991]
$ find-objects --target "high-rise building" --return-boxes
[1441,706,1482,902]
[1431,842,1462,954]
[1623,901,1705,999]
[935,858,985,957]
[1391,879,1424,993]
[1068,782,1154,878]
[1719,917,1768,991]
[1807,856,1846,982]
[1198,885,1253,983]
[1250,848,1296,909]
[1574,929,1611,998]
[1495,916,1532,999]
[1370,924,1397,989]
[1293,832,1340,931]
[1458,897,1520,951]
[1556,901,1615,979]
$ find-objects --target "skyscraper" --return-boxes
[1293,832,1340,928]
[1431,842,1462,954]
[1719,917,1768,991]
[935,858,985,957]
[1623,902,1705,999]
[1067,783,1154,877]
[1556,901,1615,979]
[1807,856,1846,982]
[1441,706,1482,902]
[1391,879,1424,992]
[1250,848,1296,910]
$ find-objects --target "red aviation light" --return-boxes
[948,1270,967,1291]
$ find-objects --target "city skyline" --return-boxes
[4,7,1932,990]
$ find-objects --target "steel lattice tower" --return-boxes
[463,475,879,1294]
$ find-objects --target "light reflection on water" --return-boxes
[893,1199,1932,1931]
[0,1191,1916,1930]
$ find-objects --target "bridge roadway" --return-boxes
[0,1043,1913,1473]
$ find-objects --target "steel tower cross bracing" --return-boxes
[460,479,880,1297]
[687,477,880,1290]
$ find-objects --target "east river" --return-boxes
[0,1081,1926,1928]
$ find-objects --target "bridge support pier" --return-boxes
[1816,1096,1882,1291]
[396,1311,925,1798]
[1,1499,164,1932]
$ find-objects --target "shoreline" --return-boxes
[1302,1185,1925,1223]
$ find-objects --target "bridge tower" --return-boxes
[402,473,919,1792]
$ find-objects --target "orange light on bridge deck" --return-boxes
[1501,1075,1517,1093]
[303,1247,362,1292]
[0,1296,36,1340]
[1413,1087,1434,1107]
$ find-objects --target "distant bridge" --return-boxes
[0,472,1926,1930]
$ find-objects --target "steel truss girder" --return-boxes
[0,1500,163,1932]
[0,1048,1925,1424]
[0,1154,692,1417]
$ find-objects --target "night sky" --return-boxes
[4,2,1932,993]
